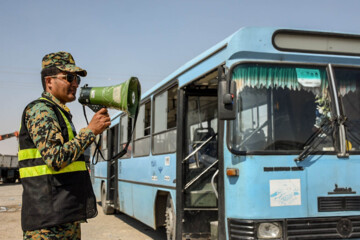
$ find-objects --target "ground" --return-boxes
[0,182,166,240]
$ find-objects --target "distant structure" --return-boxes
[0,154,19,183]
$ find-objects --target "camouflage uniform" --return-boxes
[20,52,96,239]
[23,222,81,240]
[41,51,87,77]
[23,91,95,171]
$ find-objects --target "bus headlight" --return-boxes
[257,222,282,239]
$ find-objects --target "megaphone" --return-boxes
[78,77,141,118]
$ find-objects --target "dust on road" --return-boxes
[0,182,166,240]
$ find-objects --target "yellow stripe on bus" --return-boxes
[20,161,87,178]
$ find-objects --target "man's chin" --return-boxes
[66,94,76,103]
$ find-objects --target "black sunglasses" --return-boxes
[50,74,81,85]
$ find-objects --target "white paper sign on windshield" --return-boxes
[296,68,321,87]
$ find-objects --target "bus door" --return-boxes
[178,87,219,239]
[106,124,119,210]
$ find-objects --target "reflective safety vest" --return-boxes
[18,97,97,231]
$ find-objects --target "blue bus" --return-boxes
[91,27,360,240]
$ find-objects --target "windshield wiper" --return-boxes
[294,119,333,162]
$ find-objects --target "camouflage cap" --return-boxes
[42,51,87,77]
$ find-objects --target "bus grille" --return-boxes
[228,219,255,240]
[318,196,360,212]
[228,217,360,240]
[287,217,360,240]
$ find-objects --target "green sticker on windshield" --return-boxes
[296,68,321,87]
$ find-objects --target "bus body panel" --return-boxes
[131,183,154,226]
[118,180,134,216]
[93,176,103,200]
[116,153,177,228]
[93,161,108,200]
[224,153,360,220]
[118,154,176,188]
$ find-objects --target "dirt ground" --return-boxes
[0,182,166,240]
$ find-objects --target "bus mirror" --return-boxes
[223,93,233,104]
[218,80,237,120]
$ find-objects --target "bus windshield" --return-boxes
[228,63,360,153]
[334,67,360,152]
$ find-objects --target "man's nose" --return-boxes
[71,80,79,88]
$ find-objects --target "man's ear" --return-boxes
[45,76,53,91]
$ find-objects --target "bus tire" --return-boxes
[101,182,114,215]
[165,195,176,240]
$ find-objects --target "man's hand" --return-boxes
[87,108,111,135]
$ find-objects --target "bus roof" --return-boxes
[143,27,360,97]
[112,27,360,120]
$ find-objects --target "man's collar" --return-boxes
[42,92,71,113]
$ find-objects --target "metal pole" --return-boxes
[327,64,348,157]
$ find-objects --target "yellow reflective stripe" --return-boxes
[58,109,74,140]
[18,148,42,161]
[39,97,74,140]
[20,161,87,178]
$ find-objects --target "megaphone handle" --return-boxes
[87,104,107,113]
[82,105,109,164]
[90,99,139,164]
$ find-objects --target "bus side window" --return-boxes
[133,101,151,157]
[119,114,132,159]
[101,129,108,160]
[153,85,178,154]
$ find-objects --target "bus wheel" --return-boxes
[165,195,175,240]
[101,182,114,215]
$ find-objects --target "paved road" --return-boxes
[0,182,166,240]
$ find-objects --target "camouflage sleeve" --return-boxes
[25,102,96,171]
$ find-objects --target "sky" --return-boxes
[1,0,360,155]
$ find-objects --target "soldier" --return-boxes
[18,51,111,239]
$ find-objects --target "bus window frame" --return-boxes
[101,129,109,160]
[109,123,119,159]
[133,99,151,158]
[226,60,342,156]
[152,83,178,155]
[118,113,132,159]
[272,29,360,57]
